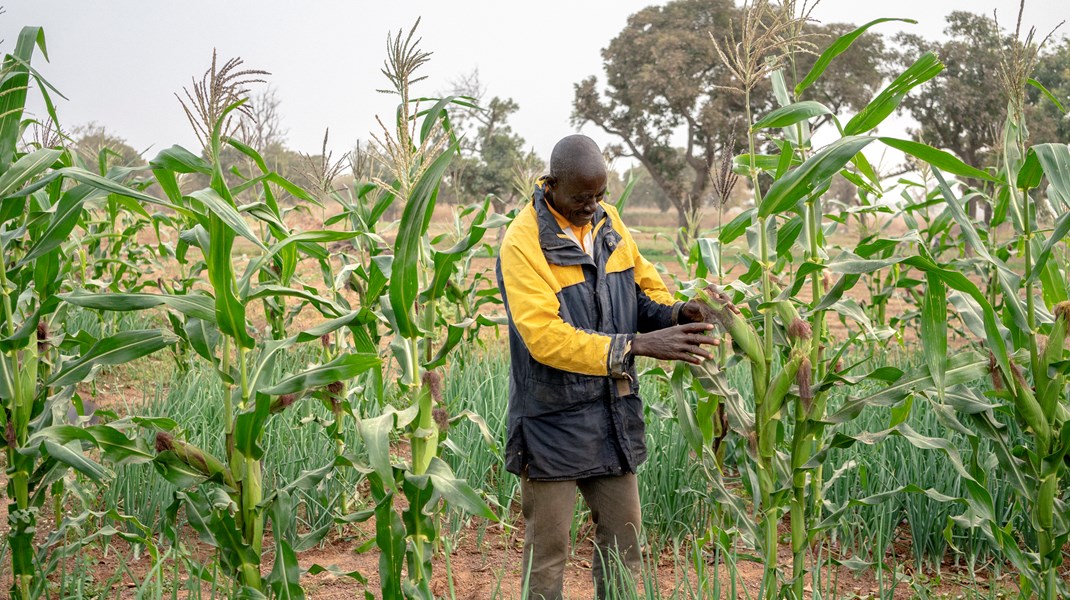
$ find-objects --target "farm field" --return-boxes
[2,3,1070,600]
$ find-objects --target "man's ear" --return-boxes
[545,176,557,188]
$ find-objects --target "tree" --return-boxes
[795,22,887,130]
[72,122,143,168]
[446,70,543,207]
[573,0,888,228]
[895,13,1069,221]
[623,165,673,212]
[1029,36,1070,144]
[573,0,746,229]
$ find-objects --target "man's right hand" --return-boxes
[630,322,718,365]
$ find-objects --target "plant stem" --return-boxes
[745,85,778,600]
[237,346,263,586]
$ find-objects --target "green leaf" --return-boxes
[60,290,217,322]
[1024,143,1070,209]
[50,329,179,387]
[0,148,61,198]
[796,18,917,96]
[389,143,458,338]
[424,457,499,520]
[17,184,100,266]
[615,173,639,215]
[206,214,255,348]
[844,52,943,136]
[718,208,755,244]
[41,439,110,483]
[238,230,357,295]
[826,351,989,424]
[262,353,380,396]
[760,136,874,217]
[149,145,212,174]
[19,167,189,216]
[752,101,833,131]
[268,539,305,600]
[921,273,947,400]
[1028,78,1067,114]
[29,424,155,467]
[188,188,265,250]
[670,363,704,456]
[358,405,419,492]
[421,200,490,304]
[0,27,49,168]
[153,451,211,488]
[879,137,995,182]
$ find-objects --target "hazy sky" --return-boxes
[3,0,1068,170]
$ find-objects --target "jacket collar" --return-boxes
[532,178,619,267]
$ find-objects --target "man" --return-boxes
[497,134,720,599]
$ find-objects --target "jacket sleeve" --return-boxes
[500,237,632,377]
[629,234,684,332]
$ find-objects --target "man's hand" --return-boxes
[631,322,719,365]
[680,285,742,324]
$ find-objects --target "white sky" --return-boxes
[2,0,1068,171]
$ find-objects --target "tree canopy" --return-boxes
[446,70,543,207]
[895,12,1070,219]
[572,0,887,227]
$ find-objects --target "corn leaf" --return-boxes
[389,143,458,338]
[760,136,874,217]
[879,137,996,182]
[795,18,916,96]
[423,457,498,521]
[42,440,110,483]
[267,537,304,600]
[844,52,943,136]
[60,290,217,322]
[921,273,947,400]
[206,216,254,348]
[29,424,155,467]
[261,352,380,396]
[752,101,834,131]
[421,200,491,304]
[50,329,179,387]
[18,183,104,266]
[0,26,47,170]
[189,188,265,251]
[358,405,419,493]
[239,230,357,296]
[1028,78,1067,114]
[149,145,211,174]
[0,148,61,198]
[615,173,639,215]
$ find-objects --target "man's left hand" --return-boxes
[680,286,741,324]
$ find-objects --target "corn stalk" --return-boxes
[694,10,1007,597]
[0,26,185,599]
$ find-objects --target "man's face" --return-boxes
[548,168,608,228]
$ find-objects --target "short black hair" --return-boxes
[549,134,606,186]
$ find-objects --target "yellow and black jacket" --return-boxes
[496,180,684,480]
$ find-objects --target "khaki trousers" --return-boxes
[520,472,642,600]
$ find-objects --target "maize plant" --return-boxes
[782,14,1070,598]
[344,22,500,599]
[878,57,1070,600]
[680,4,1024,597]
[61,54,384,596]
[0,26,184,599]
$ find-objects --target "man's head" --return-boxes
[546,134,608,228]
